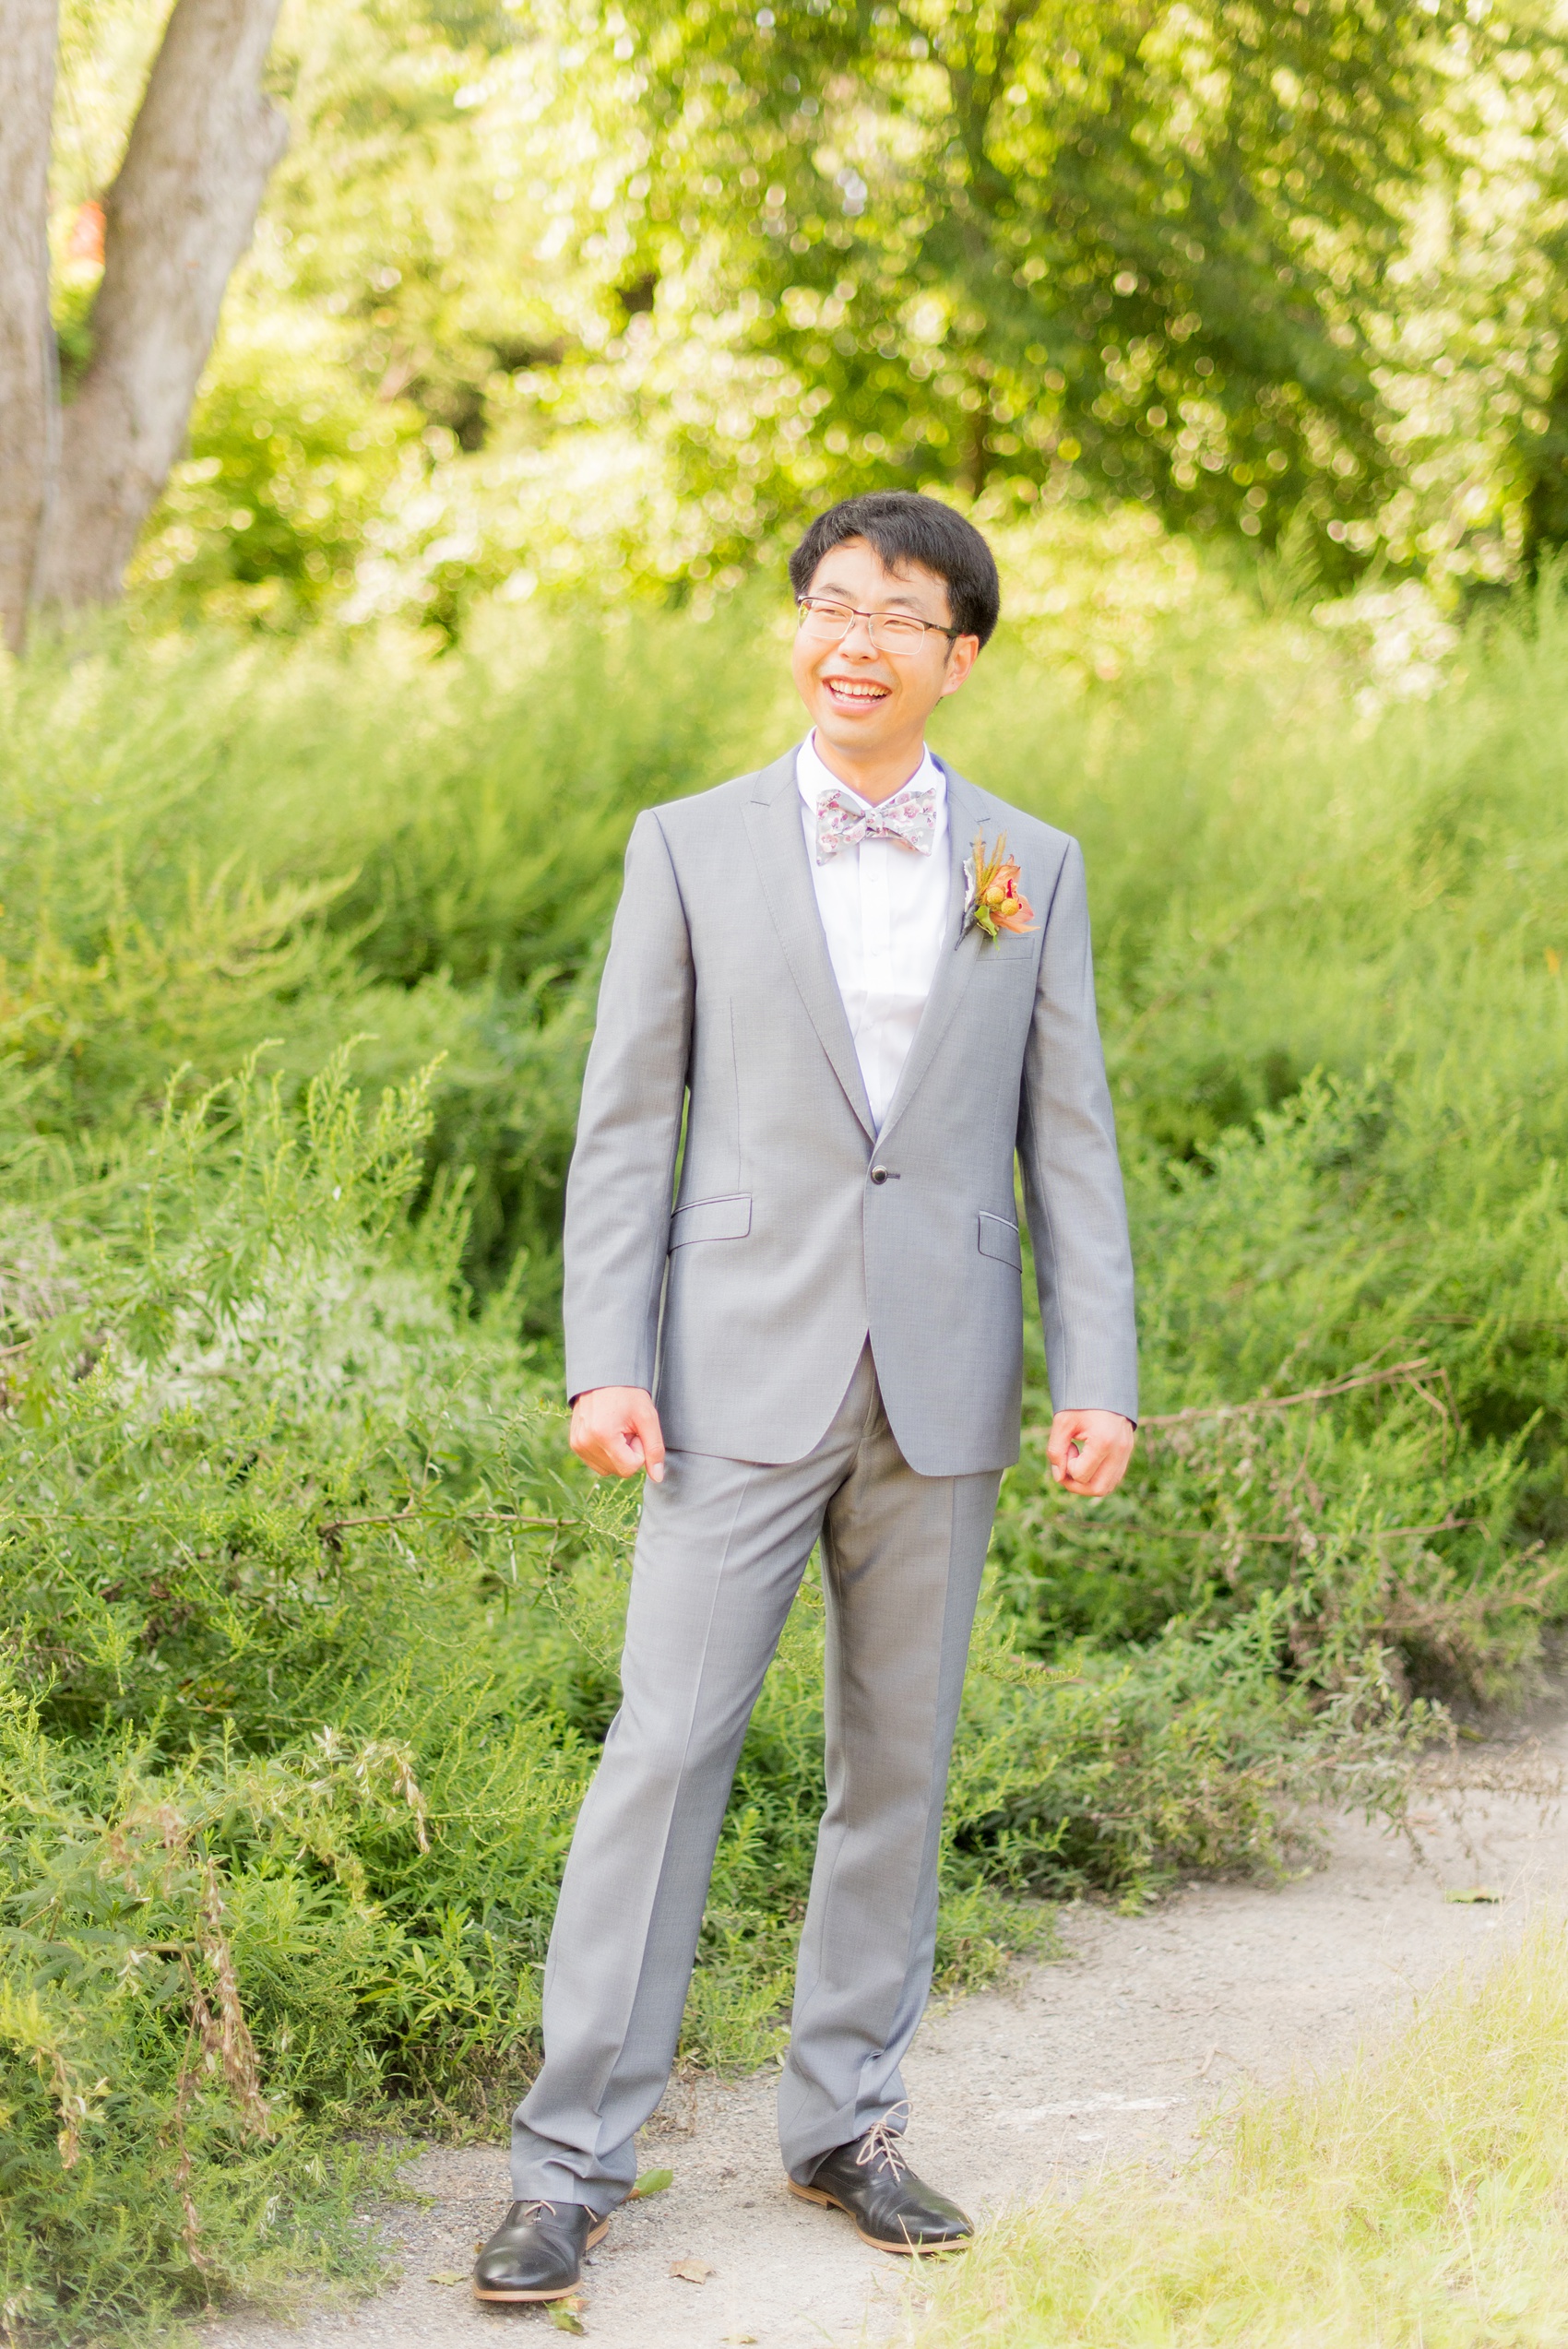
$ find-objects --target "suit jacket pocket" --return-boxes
[670,1192,753,1249]
[977,1210,1023,1270]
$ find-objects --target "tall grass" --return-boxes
[0,567,1565,2336]
[913,1918,1568,2348]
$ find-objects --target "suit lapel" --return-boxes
[875,762,992,1147]
[742,751,877,1142]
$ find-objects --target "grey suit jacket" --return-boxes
[561,749,1137,1476]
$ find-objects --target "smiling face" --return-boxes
[790,536,979,801]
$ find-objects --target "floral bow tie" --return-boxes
[814,781,939,863]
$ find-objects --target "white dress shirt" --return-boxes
[797,730,951,1131]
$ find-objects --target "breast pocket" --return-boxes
[977,1211,1023,1270]
[670,1192,753,1249]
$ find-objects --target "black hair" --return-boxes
[788,491,1001,647]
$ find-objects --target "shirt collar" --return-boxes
[796,730,945,819]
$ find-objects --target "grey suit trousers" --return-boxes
[510,1347,1002,2212]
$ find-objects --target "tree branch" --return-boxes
[1138,1358,1444,1432]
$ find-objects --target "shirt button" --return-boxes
[869,1166,889,1185]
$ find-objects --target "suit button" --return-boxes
[869,1166,889,1184]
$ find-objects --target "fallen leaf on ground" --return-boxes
[548,2297,586,2333]
[724,2334,758,2344]
[632,2165,674,2197]
[425,2271,467,2286]
[670,2257,715,2283]
[1445,1887,1503,1904]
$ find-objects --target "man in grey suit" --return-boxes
[475,492,1138,2303]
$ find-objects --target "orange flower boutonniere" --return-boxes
[963,831,1037,942]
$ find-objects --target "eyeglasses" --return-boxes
[796,596,961,652]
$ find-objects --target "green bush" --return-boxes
[134,336,418,631]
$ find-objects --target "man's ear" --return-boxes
[940,636,980,698]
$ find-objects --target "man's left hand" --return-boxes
[1047,1408,1135,1498]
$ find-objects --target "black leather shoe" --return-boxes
[472,2199,608,2302]
[790,2118,973,2254]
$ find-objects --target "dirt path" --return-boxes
[201,1720,1568,2349]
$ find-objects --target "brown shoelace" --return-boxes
[854,2100,911,2182]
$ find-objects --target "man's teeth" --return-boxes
[827,681,888,700]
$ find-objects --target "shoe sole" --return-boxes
[788,2180,971,2255]
[472,2215,610,2300]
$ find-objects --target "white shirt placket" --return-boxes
[796,731,949,1132]
[859,839,894,1119]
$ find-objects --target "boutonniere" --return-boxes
[962,831,1037,941]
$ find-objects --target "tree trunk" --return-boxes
[32,0,288,611]
[0,0,59,653]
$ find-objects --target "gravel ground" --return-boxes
[199,1717,1568,2349]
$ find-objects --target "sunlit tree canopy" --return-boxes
[34,0,1568,625]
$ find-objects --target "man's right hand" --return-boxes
[568,1386,667,1482]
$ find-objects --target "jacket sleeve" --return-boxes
[562,812,694,1400]
[1016,835,1139,1422]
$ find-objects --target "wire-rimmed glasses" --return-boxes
[796,596,961,653]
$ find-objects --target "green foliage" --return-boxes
[140,340,419,628]
[0,1694,405,2343]
[993,1078,1562,1699]
[52,0,1568,623]
[615,0,1455,563]
[0,598,787,1311]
